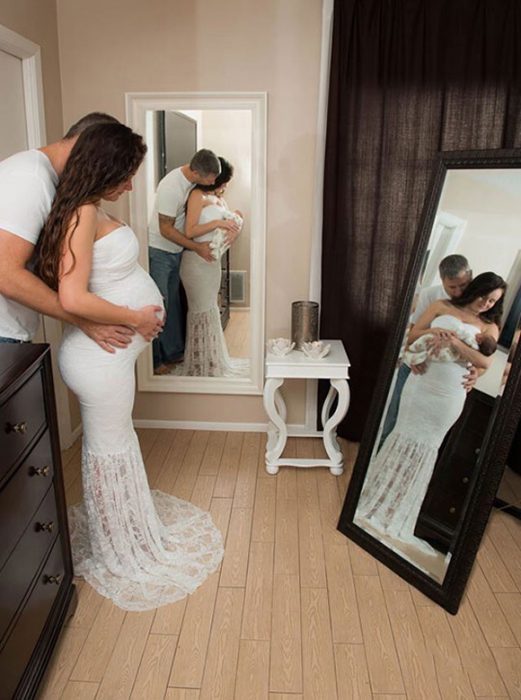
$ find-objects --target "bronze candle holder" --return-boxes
[291,301,319,350]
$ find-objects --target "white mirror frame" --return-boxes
[126,91,267,394]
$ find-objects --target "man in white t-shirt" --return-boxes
[409,255,472,325]
[379,254,472,447]
[0,112,135,352]
[149,149,238,373]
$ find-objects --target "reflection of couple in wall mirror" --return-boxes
[145,109,252,378]
[354,167,521,583]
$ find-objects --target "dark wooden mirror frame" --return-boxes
[337,148,521,614]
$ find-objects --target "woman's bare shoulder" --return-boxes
[74,203,98,226]
[65,203,97,236]
[427,298,449,314]
[188,188,204,202]
[481,320,500,337]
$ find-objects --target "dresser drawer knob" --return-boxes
[449,506,457,514]
[6,421,27,434]
[44,573,62,585]
[462,476,469,484]
[36,521,54,533]
[29,465,50,477]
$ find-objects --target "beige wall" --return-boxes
[440,171,521,280]
[55,0,323,426]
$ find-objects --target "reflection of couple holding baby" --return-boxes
[356,253,506,559]
[148,149,248,377]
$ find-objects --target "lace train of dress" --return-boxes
[180,301,249,377]
[59,226,224,611]
[356,315,479,554]
[179,200,249,378]
[68,436,223,611]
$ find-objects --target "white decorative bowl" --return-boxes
[301,340,331,359]
[267,337,295,356]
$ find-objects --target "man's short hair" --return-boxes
[439,254,471,280]
[189,149,221,177]
[64,112,120,139]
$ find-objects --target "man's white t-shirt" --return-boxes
[148,167,194,254]
[410,283,450,324]
[0,150,58,340]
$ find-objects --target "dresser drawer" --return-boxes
[0,536,64,700]
[0,369,46,482]
[0,487,59,641]
[0,430,55,571]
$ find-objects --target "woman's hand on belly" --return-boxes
[134,305,165,341]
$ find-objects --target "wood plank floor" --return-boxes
[39,429,521,699]
[223,310,250,358]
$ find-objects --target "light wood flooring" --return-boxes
[224,310,250,358]
[39,429,521,699]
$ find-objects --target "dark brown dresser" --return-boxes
[0,344,76,700]
[415,388,496,551]
[219,249,231,329]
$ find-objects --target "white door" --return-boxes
[421,211,467,288]
[0,49,28,157]
[0,24,75,448]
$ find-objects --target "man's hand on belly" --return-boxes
[78,320,135,353]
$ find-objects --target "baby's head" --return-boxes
[476,333,497,356]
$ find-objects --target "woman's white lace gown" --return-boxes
[59,226,224,611]
[355,314,481,554]
[179,200,249,377]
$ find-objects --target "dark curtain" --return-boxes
[321,0,521,441]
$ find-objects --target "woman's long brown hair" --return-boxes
[450,271,507,327]
[35,122,146,290]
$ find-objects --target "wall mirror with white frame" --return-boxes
[126,92,266,395]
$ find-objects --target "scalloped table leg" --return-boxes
[263,377,287,474]
[263,340,351,476]
[323,379,351,475]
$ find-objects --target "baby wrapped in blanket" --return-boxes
[209,210,243,260]
[404,317,496,368]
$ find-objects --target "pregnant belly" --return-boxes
[396,363,467,447]
[62,266,164,357]
[93,266,164,310]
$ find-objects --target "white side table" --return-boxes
[263,339,350,475]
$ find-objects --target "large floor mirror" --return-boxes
[126,92,266,394]
[338,149,521,613]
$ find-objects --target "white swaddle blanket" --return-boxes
[209,210,243,259]
[404,315,479,367]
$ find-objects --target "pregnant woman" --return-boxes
[355,272,505,558]
[179,157,249,377]
[35,122,224,610]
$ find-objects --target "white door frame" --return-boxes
[0,24,75,448]
[306,0,335,433]
[422,211,467,288]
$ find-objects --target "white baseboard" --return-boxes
[68,418,314,437]
[132,418,308,434]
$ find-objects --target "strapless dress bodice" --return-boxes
[194,203,227,243]
[431,313,480,337]
[90,225,163,309]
